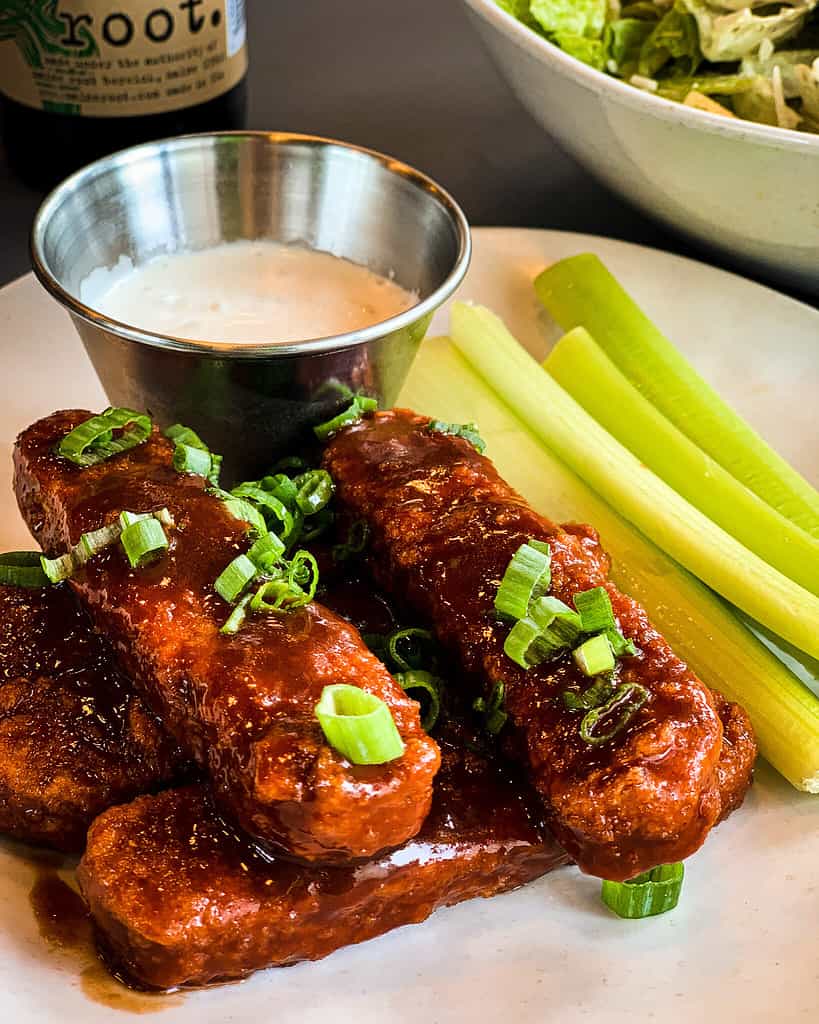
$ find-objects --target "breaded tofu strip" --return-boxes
[15,411,440,865]
[323,410,757,880]
[79,719,568,990]
[0,584,185,852]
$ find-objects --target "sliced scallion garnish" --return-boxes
[220,592,253,635]
[494,540,552,621]
[57,408,152,467]
[77,522,122,563]
[172,442,213,479]
[120,517,169,569]
[387,627,437,673]
[601,863,684,919]
[163,423,202,447]
[332,520,369,562]
[260,473,299,508]
[427,419,486,454]
[218,494,267,537]
[0,551,50,588]
[40,551,77,583]
[394,669,441,732]
[294,470,334,515]
[607,628,639,658]
[473,681,508,735]
[579,682,649,745]
[287,550,319,602]
[313,396,377,441]
[246,532,286,572]
[562,676,615,712]
[214,554,258,603]
[573,586,616,634]
[231,484,295,540]
[573,634,616,677]
[315,683,405,765]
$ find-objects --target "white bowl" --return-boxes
[462,0,819,295]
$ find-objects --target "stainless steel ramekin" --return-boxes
[31,131,471,479]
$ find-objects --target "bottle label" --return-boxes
[0,0,247,117]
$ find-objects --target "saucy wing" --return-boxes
[14,411,440,864]
[0,583,186,852]
[78,715,568,990]
[323,409,757,880]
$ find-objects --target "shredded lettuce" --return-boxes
[678,0,816,62]
[638,7,701,76]
[495,0,819,131]
[530,0,609,38]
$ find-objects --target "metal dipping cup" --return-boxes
[31,131,471,479]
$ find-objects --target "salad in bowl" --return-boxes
[497,0,819,131]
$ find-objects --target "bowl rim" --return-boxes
[463,0,819,154]
[30,130,472,359]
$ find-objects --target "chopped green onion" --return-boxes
[214,554,258,603]
[120,518,169,569]
[230,484,295,539]
[315,683,405,765]
[504,596,583,668]
[607,629,639,658]
[393,669,442,732]
[573,634,616,677]
[249,551,317,614]
[494,540,552,620]
[579,683,649,745]
[293,470,335,515]
[473,681,508,735]
[287,550,319,602]
[313,396,377,441]
[164,423,207,448]
[427,419,486,454]
[332,520,369,562]
[246,532,285,572]
[77,522,122,562]
[172,443,213,479]
[40,551,77,583]
[218,494,267,537]
[118,508,173,530]
[601,863,684,919]
[0,551,50,588]
[386,628,437,673]
[301,508,334,543]
[220,593,252,635]
[260,473,299,507]
[562,676,615,712]
[573,586,616,634]
[504,615,546,669]
[57,408,152,467]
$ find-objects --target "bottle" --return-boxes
[0,0,248,190]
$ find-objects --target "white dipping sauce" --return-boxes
[80,241,418,344]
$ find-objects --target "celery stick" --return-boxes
[401,336,819,792]
[535,254,819,538]
[450,302,819,662]
[544,327,819,597]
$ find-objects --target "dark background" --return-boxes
[0,0,761,289]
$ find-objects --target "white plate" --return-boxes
[0,228,817,1023]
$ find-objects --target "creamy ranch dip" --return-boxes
[80,241,417,344]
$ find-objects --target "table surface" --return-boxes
[0,0,801,298]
